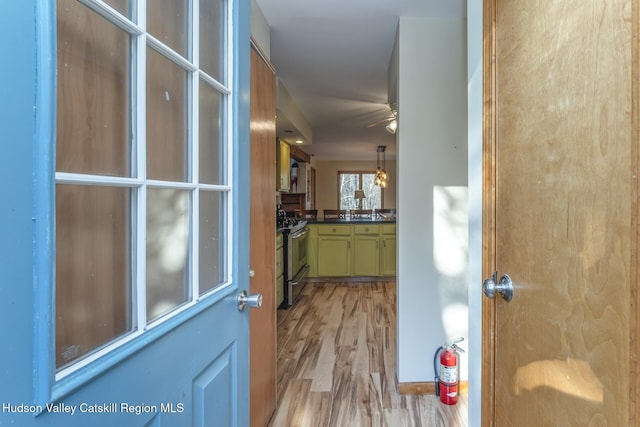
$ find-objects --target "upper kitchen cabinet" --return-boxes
[275,79,313,192]
[276,139,290,192]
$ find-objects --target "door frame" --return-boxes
[480,0,640,425]
[480,1,497,425]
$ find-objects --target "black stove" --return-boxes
[276,209,309,308]
[277,210,306,231]
[277,216,301,229]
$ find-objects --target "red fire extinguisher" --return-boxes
[434,337,465,405]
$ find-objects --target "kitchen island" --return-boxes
[305,218,396,277]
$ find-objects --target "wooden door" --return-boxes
[249,43,277,426]
[482,0,639,425]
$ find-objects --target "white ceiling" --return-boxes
[255,0,466,160]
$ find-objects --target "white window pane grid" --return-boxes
[338,172,382,212]
[55,0,234,378]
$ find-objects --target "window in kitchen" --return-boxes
[338,171,382,210]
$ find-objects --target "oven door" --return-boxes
[288,227,309,305]
[290,227,308,274]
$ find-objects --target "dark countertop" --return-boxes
[307,217,396,225]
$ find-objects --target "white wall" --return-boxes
[276,81,314,144]
[395,17,468,383]
[250,0,270,57]
[467,0,482,425]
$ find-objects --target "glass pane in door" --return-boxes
[199,0,226,83]
[103,0,131,18]
[56,0,131,177]
[146,188,190,321]
[147,0,188,57]
[199,79,224,185]
[147,48,188,182]
[199,190,225,294]
[56,184,132,369]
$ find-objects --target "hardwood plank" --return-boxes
[270,280,468,426]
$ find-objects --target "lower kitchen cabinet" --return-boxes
[353,224,380,276]
[381,234,396,276]
[353,235,379,275]
[317,236,351,276]
[276,233,284,307]
[307,225,318,277]
[307,222,395,277]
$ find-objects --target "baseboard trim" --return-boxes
[397,381,469,395]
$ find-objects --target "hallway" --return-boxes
[269,280,467,426]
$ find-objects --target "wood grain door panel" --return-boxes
[482,0,639,425]
[249,43,277,427]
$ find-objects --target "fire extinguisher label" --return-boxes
[441,366,457,384]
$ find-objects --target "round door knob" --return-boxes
[237,290,263,311]
[483,274,513,302]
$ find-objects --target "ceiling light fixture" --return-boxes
[385,105,398,134]
[385,119,397,134]
[375,146,389,188]
[295,139,304,144]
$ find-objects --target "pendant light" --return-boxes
[375,146,389,188]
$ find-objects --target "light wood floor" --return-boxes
[269,280,468,427]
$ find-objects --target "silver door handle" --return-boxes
[237,291,263,311]
[483,273,513,302]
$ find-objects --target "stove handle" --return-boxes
[290,228,309,239]
[290,264,310,285]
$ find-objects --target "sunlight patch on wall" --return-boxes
[433,186,469,378]
[433,186,468,278]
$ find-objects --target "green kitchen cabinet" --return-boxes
[353,224,380,276]
[317,236,351,276]
[353,235,379,276]
[307,225,318,277]
[276,233,284,307]
[316,225,352,277]
[276,140,290,192]
[307,222,395,278]
[381,224,396,276]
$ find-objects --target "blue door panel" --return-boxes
[0,0,252,425]
[3,288,248,426]
[193,349,234,426]
[0,0,45,412]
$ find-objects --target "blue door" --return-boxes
[0,0,252,425]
